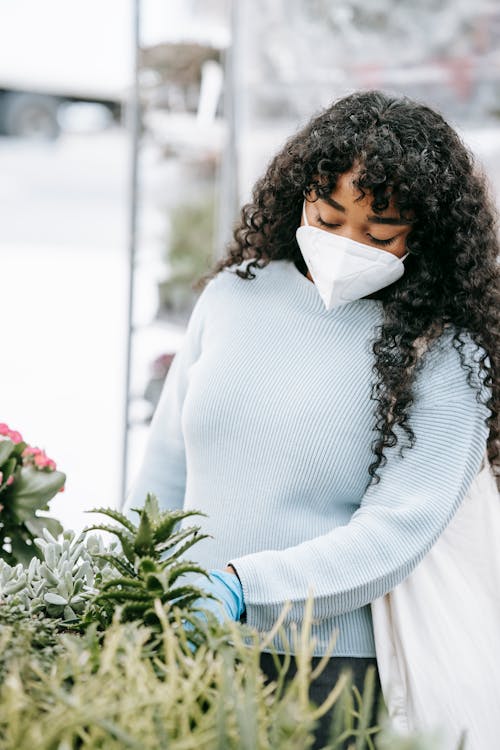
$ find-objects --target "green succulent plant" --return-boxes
[0,496,223,648]
[0,528,118,622]
[0,496,449,749]
[0,601,65,683]
[81,494,217,643]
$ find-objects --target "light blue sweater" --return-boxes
[124,258,491,657]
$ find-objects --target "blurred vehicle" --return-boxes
[0,0,133,139]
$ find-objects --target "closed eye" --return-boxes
[317,215,340,229]
[317,214,398,247]
[367,234,397,247]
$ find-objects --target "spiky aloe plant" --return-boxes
[81,494,217,644]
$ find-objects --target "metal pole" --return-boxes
[214,0,240,261]
[120,0,141,508]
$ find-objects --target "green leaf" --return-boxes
[169,592,210,609]
[0,439,16,467]
[167,562,211,587]
[94,590,151,604]
[83,524,135,563]
[152,509,206,543]
[142,493,161,524]
[39,563,60,586]
[162,584,216,603]
[44,592,67,606]
[11,440,27,459]
[85,507,136,534]
[9,534,37,566]
[134,510,154,556]
[137,557,158,575]
[155,525,204,554]
[99,577,145,592]
[91,553,136,578]
[143,608,162,627]
[144,574,165,593]
[8,466,66,522]
[25,515,63,541]
[158,532,212,561]
[120,603,150,621]
[0,458,17,488]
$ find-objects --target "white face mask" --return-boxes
[295,200,409,310]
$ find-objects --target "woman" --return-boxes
[125,90,499,747]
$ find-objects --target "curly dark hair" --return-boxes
[195,89,500,488]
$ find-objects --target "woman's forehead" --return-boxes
[315,172,414,224]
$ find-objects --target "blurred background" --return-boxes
[1,0,499,531]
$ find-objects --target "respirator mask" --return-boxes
[295,200,409,310]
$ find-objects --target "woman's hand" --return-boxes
[189,568,245,625]
[181,568,245,651]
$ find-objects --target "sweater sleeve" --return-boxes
[122,280,214,521]
[228,334,492,631]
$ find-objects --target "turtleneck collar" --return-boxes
[270,258,384,322]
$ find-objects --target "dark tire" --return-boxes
[0,92,61,139]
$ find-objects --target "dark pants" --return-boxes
[259,651,384,749]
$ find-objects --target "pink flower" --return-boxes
[23,446,40,458]
[0,472,3,484]
[6,476,14,486]
[23,446,57,470]
[2,426,61,476]
[0,424,23,443]
[58,484,65,493]
[30,449,57,471]
[34,452,48,468]
[7,430,23,444]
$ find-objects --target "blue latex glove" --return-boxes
[180,570,245,652]
[189,569,245,625]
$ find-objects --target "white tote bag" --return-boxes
[371,451,500,750]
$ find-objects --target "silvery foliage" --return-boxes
[0,528,119,621]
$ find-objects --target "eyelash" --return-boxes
[367,235,397,247]
[316,215,397,247]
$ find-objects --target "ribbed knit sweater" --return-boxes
[124,258,491,657]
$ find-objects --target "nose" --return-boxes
[332,225,358,242]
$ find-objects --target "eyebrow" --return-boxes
[368,215,414,226]
[322,196,414,226]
